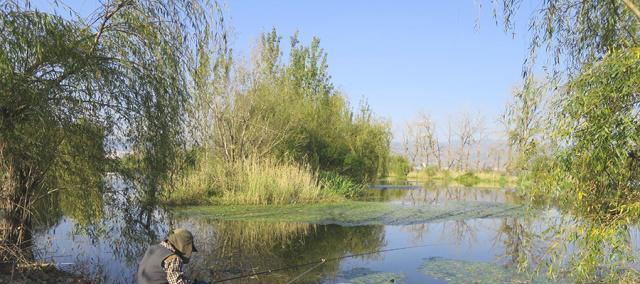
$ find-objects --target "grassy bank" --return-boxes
[166,157,364,206]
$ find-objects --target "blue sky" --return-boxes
[36,0,542,140]
[224,1,540,139]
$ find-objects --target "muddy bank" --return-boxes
[0,263,89,284]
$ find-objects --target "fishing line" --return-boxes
[285,258,325,284]
[211,242,452,283]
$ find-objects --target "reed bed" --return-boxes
[170,157,345,205]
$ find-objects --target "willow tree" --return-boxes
[498,0,640,281]
[500,78,552,173]
[500,0,640,73]
[0,0,216,261]
[499,0,640,204]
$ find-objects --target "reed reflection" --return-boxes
[174,217,386,283]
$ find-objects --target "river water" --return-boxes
[32,180,640,283]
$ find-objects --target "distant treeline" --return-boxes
[397,111,510,173]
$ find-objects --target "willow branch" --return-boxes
[622,0,640,21]
[91,0,131,53]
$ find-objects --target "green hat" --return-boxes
[167,228,198,259]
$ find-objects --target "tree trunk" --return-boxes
[435,144,442,169]
[447,122,452,170]
[459,144,465,171]
[507,144,513,172]
[476,143,481,171]
[1,161,36,263]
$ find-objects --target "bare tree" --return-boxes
[401,123,420,166]
[447,119,454,169]
[415,112,441,168]
[402,111,443,169]
[454,111,484,172]
[488,143,505,171]
[473,119,486,171]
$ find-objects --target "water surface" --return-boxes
[33,181,637,283]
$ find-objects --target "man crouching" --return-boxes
[137,228,198,284]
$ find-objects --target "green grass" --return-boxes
[168,157,345,205]
[319,171,367,198]
[175,200,526,226]
[169,157,515,207]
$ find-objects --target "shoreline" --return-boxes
[0,262,90,284]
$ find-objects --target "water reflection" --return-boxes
[29,179,640,283]
[496,218,534,268]
[181,220,385,283]
[363,182,521,206]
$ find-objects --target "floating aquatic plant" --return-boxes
[419,257,550,284]
[176,201,527,226]
[339,267,405,284]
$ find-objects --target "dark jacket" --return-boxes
[137,244,175,284]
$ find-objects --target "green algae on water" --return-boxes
[339,267,405,284]
[349,272,404,284]
[175,200,526,226]
[419,257,549,284]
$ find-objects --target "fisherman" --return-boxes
[137,228,200,284]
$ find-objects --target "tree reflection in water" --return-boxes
[31,175,387,283]
[176,217,386,283]
[528,215,640,282]
[28,181,640,282]
[493,213,640,282]
[494,217,539,273]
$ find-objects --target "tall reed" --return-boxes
[170,156,344,205]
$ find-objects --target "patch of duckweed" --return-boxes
[339,267,405,284]
[349,272,405,284]
[175,201,526,226]
[419,257,549,284]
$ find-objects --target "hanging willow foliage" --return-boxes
[0,0,221,261]
[499,0,640,74]
[498,1,640,281]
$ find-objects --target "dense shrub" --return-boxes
[387,155,411,178]
[175,28,391,205]
[319,172,366,199]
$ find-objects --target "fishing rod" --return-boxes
[284,258,326,284]
[210,242,452,283]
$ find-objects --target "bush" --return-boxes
[320,171,366,199]
[454,172,480,187]
[387,155,411,178]
[170,29,391,205]
[418,166,439,179]
[439,169,451,180]
[166,157,223,205]
[498,175,508,187]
